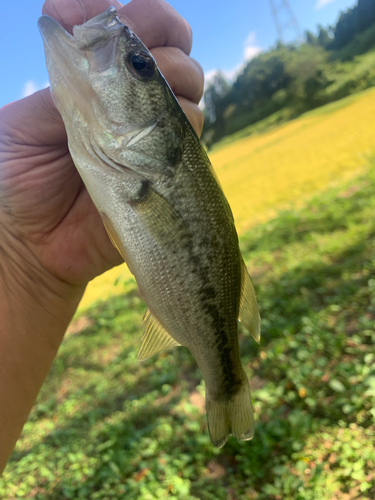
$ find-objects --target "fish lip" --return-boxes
[38,15,88,78]
[38,8,130,51]
[72,7,130,50]
[38,8,131,74]
[38,14,76,52]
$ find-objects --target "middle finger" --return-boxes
[151,47,204,105]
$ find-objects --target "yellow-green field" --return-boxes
[211,88,375,231]
[78,87,375,311]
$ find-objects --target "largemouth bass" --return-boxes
[38,7,260,447]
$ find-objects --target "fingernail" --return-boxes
[52,0,87,29]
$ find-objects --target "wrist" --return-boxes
[0,215,85,336]
[0,216,86,472]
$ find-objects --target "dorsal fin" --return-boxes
[238,259,261,344]
[138,309,181,360]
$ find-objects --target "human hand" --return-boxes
[0,0,204,471]
[0,0,204,293]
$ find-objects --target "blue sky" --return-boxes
[0,0,357,108]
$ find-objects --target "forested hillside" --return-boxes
[203,0,375,147]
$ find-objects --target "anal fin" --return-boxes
[138,309,180,360]
[239,259,261,344]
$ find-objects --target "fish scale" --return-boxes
[39,6,260,447]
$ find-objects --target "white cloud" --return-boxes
[315,0,335,10]
[204,31,262,89]
[201,31,263,108]
[243,32,262,62]
[21,80,50,98]
[205,65,243,85]
[227,31,262,80]
[21,80,38,97]
[223,64,243,82]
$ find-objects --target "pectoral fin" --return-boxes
[239,259,261,344]
[138,309,180,360]
[101,213,122,255]
[132,187,188,245]
[101,212,138,276]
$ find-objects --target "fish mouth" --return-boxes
[38,8,163,180]
[72,7,127,50]
[38,7,130,77]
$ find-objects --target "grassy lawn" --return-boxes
[2,155,374,498]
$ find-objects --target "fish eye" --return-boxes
[132,55,147,71]
[127,51,155,79]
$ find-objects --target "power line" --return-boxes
[269,0,302,43]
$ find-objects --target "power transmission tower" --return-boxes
[269,0,302,43]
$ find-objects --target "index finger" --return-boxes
[119,0,192,54]
[42,0,192,55]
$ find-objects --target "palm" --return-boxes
[0,0,202,289]
[0,91,122,286]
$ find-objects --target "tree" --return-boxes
[202,72,231,145]
[305,30,318,46]
[331,6,359,50]
[233,51,291,110]
[203,72,230,123]
[358,0,375,30]
[317,25,333,48]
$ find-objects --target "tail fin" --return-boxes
[206,380,254,448]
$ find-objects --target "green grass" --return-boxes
[2,163,375,499]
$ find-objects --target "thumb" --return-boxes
[1,0,127,149]
[5,0,126,147]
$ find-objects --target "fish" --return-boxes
[38,7,260,448]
